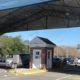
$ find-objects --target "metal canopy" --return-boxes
[0,0,80,34]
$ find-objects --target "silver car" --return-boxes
[0,54,30,68]
[0,58,13,68]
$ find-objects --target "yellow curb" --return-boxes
[8,70,48,75]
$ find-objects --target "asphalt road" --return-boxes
[0,70,80,80]
[0,72,71,80]
[0,65,80,80]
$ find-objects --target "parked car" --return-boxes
[64,58,74,64]
[0,58,13,68]
[0,54,30,68]
[52,57,62,68]
[74,58,80,64]
[77,58,80,63]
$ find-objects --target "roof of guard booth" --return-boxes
[30,37,56,48]
[37,37,56,45]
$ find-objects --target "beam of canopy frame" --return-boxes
[0,0,80,34]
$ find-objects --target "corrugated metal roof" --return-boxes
[0,0,80,34]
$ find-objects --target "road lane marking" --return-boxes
[55,75,72,80]
[1,75,19,80]
[4,75,8,77]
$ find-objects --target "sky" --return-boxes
[0,0,80,47]
[0,0,49,10]
[4,27,80,47]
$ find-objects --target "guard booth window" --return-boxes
[35,52,40,59]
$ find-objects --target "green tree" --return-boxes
[0,36,29,57]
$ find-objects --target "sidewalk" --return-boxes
[8,68,47,75]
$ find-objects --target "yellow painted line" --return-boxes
[8,70,48,75]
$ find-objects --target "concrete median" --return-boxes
[8,69,48,75]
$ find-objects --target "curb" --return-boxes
[8,69,48,75]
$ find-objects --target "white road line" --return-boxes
[1,75,19,80]
[55,75,72,80]
[4,75,8,77]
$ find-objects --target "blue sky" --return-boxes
[0,0,49,10]
[5,27,80,47]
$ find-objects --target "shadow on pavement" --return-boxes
[0,66,28,70]
[0,66,11,70]
[48,65,80,75]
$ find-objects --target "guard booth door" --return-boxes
[32,49,41,69]
[47,50,52,69]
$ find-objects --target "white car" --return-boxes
[0,58,13,68]
[0,54,30,68]
[77,58,80,63]
[74,58,80,64]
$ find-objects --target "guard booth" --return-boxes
[29,37,56,69]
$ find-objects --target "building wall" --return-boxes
[29,47,46,69]
[29,47,54,69]
[54,46,80,58]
